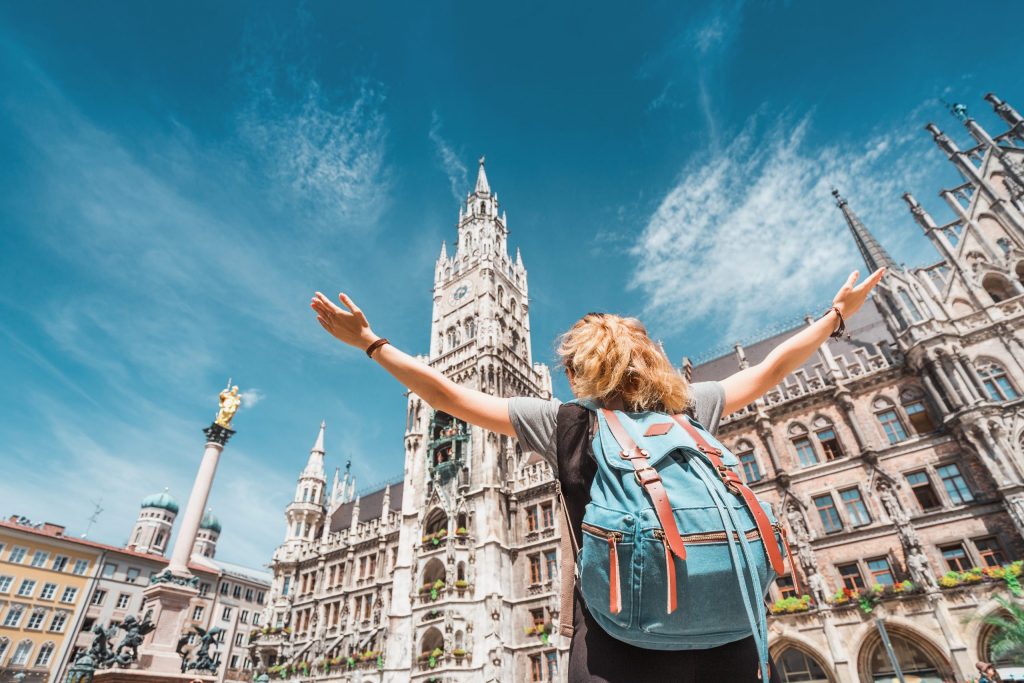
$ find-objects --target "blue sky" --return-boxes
[1,1,1021,568]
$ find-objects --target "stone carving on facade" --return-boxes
[1005,493,1024,538]
[808,572,829,605]
[876,478,923,551]
[907,545,939,592]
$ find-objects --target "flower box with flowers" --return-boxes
[769,595,813,615]
[829,581,922,613]
[452,648,467,659]
[939,560,1024,595]
[455,527,468,537]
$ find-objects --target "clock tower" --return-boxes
[383,157,553,681]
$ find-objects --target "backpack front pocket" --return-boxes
[579,522,634,629]
[637,526,777,637]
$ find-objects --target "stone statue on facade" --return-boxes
[808,572,829,605]
[907,545,939,591]
[876,479,910,526]
[785,502,812,543]
[215,382,242,428]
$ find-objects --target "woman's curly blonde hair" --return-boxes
[555,312,690,413]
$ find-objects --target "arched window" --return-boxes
[900,388,936,434]
[811,416,844,461]
[863,630,950,682]
[465,317,476,339]
[977,361,1020,401]
[302,487,310,502]
[423,509,448,537]
[497,286,505,308]
[420,558,446,589]
[997,237,1012,256]
[775,645,832,682]
[897,288,923,322]
[787,423,818,468]
[419,626,444,660]
[479,201,485,215]
[155,531,165,547]
[983,273,1016,303]
[733,439,761,483]
[980,612,1024,672]
[510,298,518,319]
[453,260,461,275]
[10,639,33,666]
[35,641,55,667]
[872,397,908,445]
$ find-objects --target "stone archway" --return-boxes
[977,615,1024,680]
[856,622,953,683]
[770,640,837,682]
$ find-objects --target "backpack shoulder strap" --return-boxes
[670,414,789,578]
[554,402,598,639]
[601,408,688,561]
[556,480,578,639]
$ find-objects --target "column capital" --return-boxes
[203,422,235,446]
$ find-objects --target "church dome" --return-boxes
[200,510,222,534]
[140,489,179,514]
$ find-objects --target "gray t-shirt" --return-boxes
[507,381,725,472]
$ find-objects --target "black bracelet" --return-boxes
[823,307,845,339]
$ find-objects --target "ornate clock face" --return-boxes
[449,281,472,304]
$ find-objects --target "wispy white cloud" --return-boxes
[627,113,928,342]
[429,111,469,203]
[238,79,389,228]
[239,388,265,408]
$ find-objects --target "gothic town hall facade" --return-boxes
[253,93,1024,683]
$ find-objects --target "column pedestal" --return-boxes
[137,582,200,675]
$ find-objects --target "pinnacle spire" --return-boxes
[302,420,326,480]
[312,420,326,454]
[832,189,897,273]
[475,156,490,194]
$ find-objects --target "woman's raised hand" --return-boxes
[832,267,885,318]
[310,291,379,350]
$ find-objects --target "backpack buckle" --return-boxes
[634,467,661,486]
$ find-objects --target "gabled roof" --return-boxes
[691,298,890,383]
[329,482,404,532]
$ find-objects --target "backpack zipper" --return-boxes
[652,524,780,545]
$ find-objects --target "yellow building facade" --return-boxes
[0,519,103,683]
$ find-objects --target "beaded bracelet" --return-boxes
[822,307,846,339]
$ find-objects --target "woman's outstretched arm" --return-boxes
[719,267,885,416]
[310,291,517,437]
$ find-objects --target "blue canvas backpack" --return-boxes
[557,398,795,681]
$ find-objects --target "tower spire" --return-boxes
[475,156,491,195]
[832,189,897,272]
[303,420,326,479]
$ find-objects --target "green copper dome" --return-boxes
[200,510,222,534]
[140,489,179,514]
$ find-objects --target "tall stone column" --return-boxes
[168,424,234,575]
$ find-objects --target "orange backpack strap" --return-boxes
[670,415,786,576]
[601,409,687,561]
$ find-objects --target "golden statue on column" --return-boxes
[215,381,241,428]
